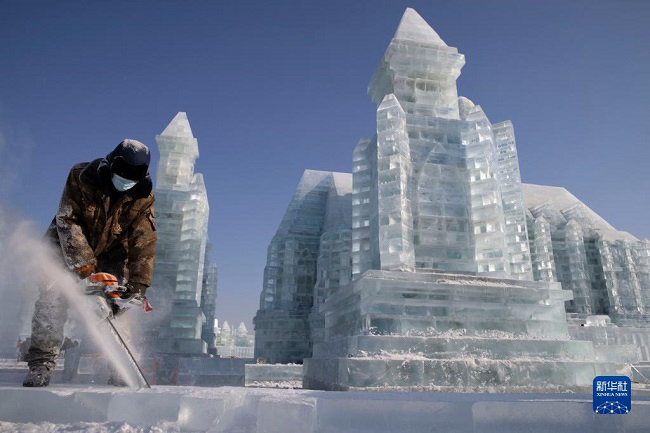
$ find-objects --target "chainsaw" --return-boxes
[82,272,152,388]
[85,272,153,318]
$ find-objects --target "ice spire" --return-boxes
[155,112,199,188]
[161,111,194,138]
[393,8,447,46]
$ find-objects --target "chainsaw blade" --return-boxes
[90,297,150,388]
[101,316,151,388]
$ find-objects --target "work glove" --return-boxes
[74,265,96,279]
[125,282,148,297]
[122,282,153,313]
[110,282,149,317]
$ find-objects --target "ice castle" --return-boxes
[255,9,649,390]
[150,112,218,354]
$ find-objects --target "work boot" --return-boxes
[23,364,52,387]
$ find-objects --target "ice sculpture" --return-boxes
[301,9,632,390]
[150,112,216,354]
[353,10,531,279]
[254,8,645,390]
[254,170,351,363]
[521,184,650,368]
[522,184,650,318]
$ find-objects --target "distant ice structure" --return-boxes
[216,319,255,358]
[255,8,641,391]
[150,112,218,354]
[521,185,650,366]
[522,184,650,319]
[254,170,351,363]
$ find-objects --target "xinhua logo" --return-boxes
[593,376,631,414]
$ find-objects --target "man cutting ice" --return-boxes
[23,139,157,387]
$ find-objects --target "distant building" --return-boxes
[215,319,255,358]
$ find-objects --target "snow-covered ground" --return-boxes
[1,384,649,432]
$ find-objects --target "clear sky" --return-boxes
[1,0,648,330]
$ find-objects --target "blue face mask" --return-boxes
[112,174,138,192]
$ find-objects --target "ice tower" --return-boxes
[151,112,215,354]
[352,9,530,279]
[302,9,630,391]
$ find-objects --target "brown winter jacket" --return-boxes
[45,158,157,287]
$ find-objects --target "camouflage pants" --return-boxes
[26,285,69,369]
[25,252,127,369]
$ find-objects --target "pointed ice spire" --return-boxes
[160,111,194,138]
[393,8,447,46]
[378,93,406,114]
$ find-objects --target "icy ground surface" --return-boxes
[246,381,302,389]
[1,384,650,433]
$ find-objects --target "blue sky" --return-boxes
[1,0,648,329]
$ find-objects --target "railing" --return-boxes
[216,346,254,358]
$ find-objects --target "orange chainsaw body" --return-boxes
[86,272,152,311]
